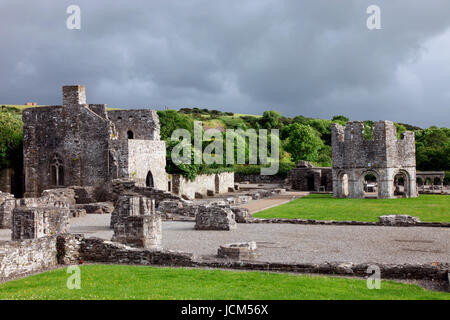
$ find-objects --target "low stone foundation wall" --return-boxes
[243,218,450,228]
[81,238,194,266]
[0,236,58,282]
[1,233,448,284]
[234,174,286,184]
[195,260,450,282]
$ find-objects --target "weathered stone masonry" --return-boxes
[332,121,417,199]
[23,85,167,198]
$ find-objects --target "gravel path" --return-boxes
[238,191,308,213]
[67,214,450,265]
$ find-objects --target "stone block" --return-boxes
[112,215,162,249]
[379,215,421,226]
[195,205,236,231]
[218,241,257,259]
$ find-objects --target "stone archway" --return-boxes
[393,170,410,198]
[359,170,380,199]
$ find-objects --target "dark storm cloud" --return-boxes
[0,0,449,127]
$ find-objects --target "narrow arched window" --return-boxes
[127,130,134,139]
[50,155,64,186]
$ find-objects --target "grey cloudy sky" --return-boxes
[1,0,449,127]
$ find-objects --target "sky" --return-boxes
[0,0,449,128]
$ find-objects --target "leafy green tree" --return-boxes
[332,115,349,124]
[284,123,324,163]
[0,109,23,169]
[259,110,282,129]
[157,110,194,141]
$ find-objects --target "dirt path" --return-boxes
[238,191,309,214]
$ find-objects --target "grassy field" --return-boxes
[254,194,450,222]
[0,265,448,300]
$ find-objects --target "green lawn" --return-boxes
[0,265,448,300]
[254,194,450,222]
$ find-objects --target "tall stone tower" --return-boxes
[331,121,417,199]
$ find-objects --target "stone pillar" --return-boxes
[112,215,161,249]
[63,85,86,106]
[110,195,161,248]
[110,195,155,228]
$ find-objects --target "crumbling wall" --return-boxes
[172,172,234,199]
[12,206,70,240]
[0,236,58,282]
[108,110,161,141]
[287,161,332,191]
[0,192,16,228]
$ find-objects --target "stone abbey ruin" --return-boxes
[0,85,448,288]
[331,121,417,199]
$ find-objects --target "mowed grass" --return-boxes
[254,194,450,222]
[0,265,448,300]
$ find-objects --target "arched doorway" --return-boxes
[127,130,134,139]
[394,172,408,197]
[146,171,154,188]
[361,171,378,198]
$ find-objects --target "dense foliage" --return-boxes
[0,108,23,170]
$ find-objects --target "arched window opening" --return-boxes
[127,130,134,139]
[50,155,64,186]
[338,173,349,197]
[146,171,154,188]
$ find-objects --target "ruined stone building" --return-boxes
[287,161,332,192]
[331,121,417,199]
[23,85,167,197]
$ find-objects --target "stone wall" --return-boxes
[108,110,160,141]
[234,174,286,184]
[127,140,167,190]
[81,238,194,266]
[0,236,58,282]
[172,172,234,199]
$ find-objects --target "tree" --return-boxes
[284,124,324,163]
[259,110,282,129]
[332,115,349,124]
[157,110,194,141]
[0,109,23,169]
